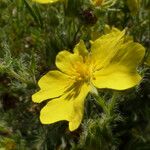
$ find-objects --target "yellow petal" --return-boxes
[73,40,88,58]
[92,65,141,90]
[32,70,73,103]
[32,0,60,3]
[40,83,90,131]
[56,50,83,75]
[91,29,125,70]
[92,42,145,90]
[115,42,145,69]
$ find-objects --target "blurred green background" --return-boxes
[0,0,150,149]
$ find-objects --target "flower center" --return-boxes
[74,62,93,83]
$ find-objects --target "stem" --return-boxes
[107,92,118,115]
[71,23,83,48]
[93,92,118,116]
[93,94,109,114]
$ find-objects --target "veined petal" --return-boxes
[32,0,60,3]
[113,42,145,69]
[32,70,73,103]
[40,83,90,131]
[91,28,126,70]
[92,41,145,90]
[56,50,83,75]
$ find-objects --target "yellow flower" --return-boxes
[91,0,103,6]
[32,0,61,4]
[32,28,145,131]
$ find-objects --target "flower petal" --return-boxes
[32,0,60,3]
[40,83,90,131]
[56,50,83,75]
[92,65,141,90]
[73,40,89,57]
[92,42,145,90]
[91,29,126,70]
[32,70,73,103]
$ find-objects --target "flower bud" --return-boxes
[79,9,97,26]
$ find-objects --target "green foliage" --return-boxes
[0,0,150,149]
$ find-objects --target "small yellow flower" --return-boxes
[32,0,61,4]
[92,0,103,6]
[32,28,145,131]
